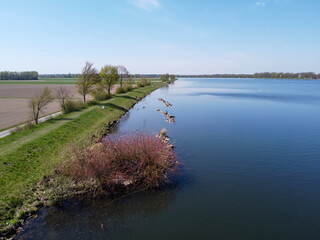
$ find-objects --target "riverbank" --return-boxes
[0,82,166,238]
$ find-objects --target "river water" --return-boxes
[16,78,320,239]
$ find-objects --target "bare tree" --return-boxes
[76,61,97,102]
[29,87,54,124]
[56,87,72,112]
[126,74,134,85]
[117,65,129,87]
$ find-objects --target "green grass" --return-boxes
[0,83,165,235]
[0,110,88,155]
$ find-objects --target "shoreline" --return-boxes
[0,82,169,239]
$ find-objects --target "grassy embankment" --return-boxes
[0,82,165,235]
[0,78,161,85]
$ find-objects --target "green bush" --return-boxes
[63,100,87,114]
[137,78,151,88]
[87,99,99,106]
[91,91,112,101]
[116,86,127,94]
[123,84,133,92]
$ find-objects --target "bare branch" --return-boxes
[29,87,54,124]
[117,65,129,87]
[56,87,72,111]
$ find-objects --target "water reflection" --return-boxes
[14,78,320,240]
[16,188,177,240]
[16,162,193,240]
[188,91,320,104]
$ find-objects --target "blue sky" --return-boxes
[0,0,319,74]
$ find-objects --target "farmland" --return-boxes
[0,78,161,85]
[0,84,80,130]
[0,78,161,130]
[0,78,78,85]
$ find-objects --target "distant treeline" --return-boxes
[40,73,80,78]
[40,74,160,79]
[176,72,320,79]
[0,71,38,80]
[34,72,320,80]
[129,72,320,79]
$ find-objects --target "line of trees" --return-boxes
[40,73,80,78]
[176,72,320,79]
[160,73,176,82]
[27,63,133,125]
[0,71,38,80]
[252,72,320,79]
[4,71,319,81]
[76,62,132,102]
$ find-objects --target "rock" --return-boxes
[123,180,133,186]
[160,128,167,136]
[158,98,172,107]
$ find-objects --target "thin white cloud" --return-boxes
[256,1,267,7]
[275,0,291,4]
[130,0,160,11]
[253,0,291,8]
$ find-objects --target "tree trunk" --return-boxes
[35,113,39,124]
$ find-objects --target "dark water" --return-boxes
[16,78,320,240]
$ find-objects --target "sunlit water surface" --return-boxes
[16,78,320,240]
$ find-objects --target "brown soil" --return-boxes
[0,84,118,130]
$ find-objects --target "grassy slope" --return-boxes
[0,83,164,232]
[0,109,91,155]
